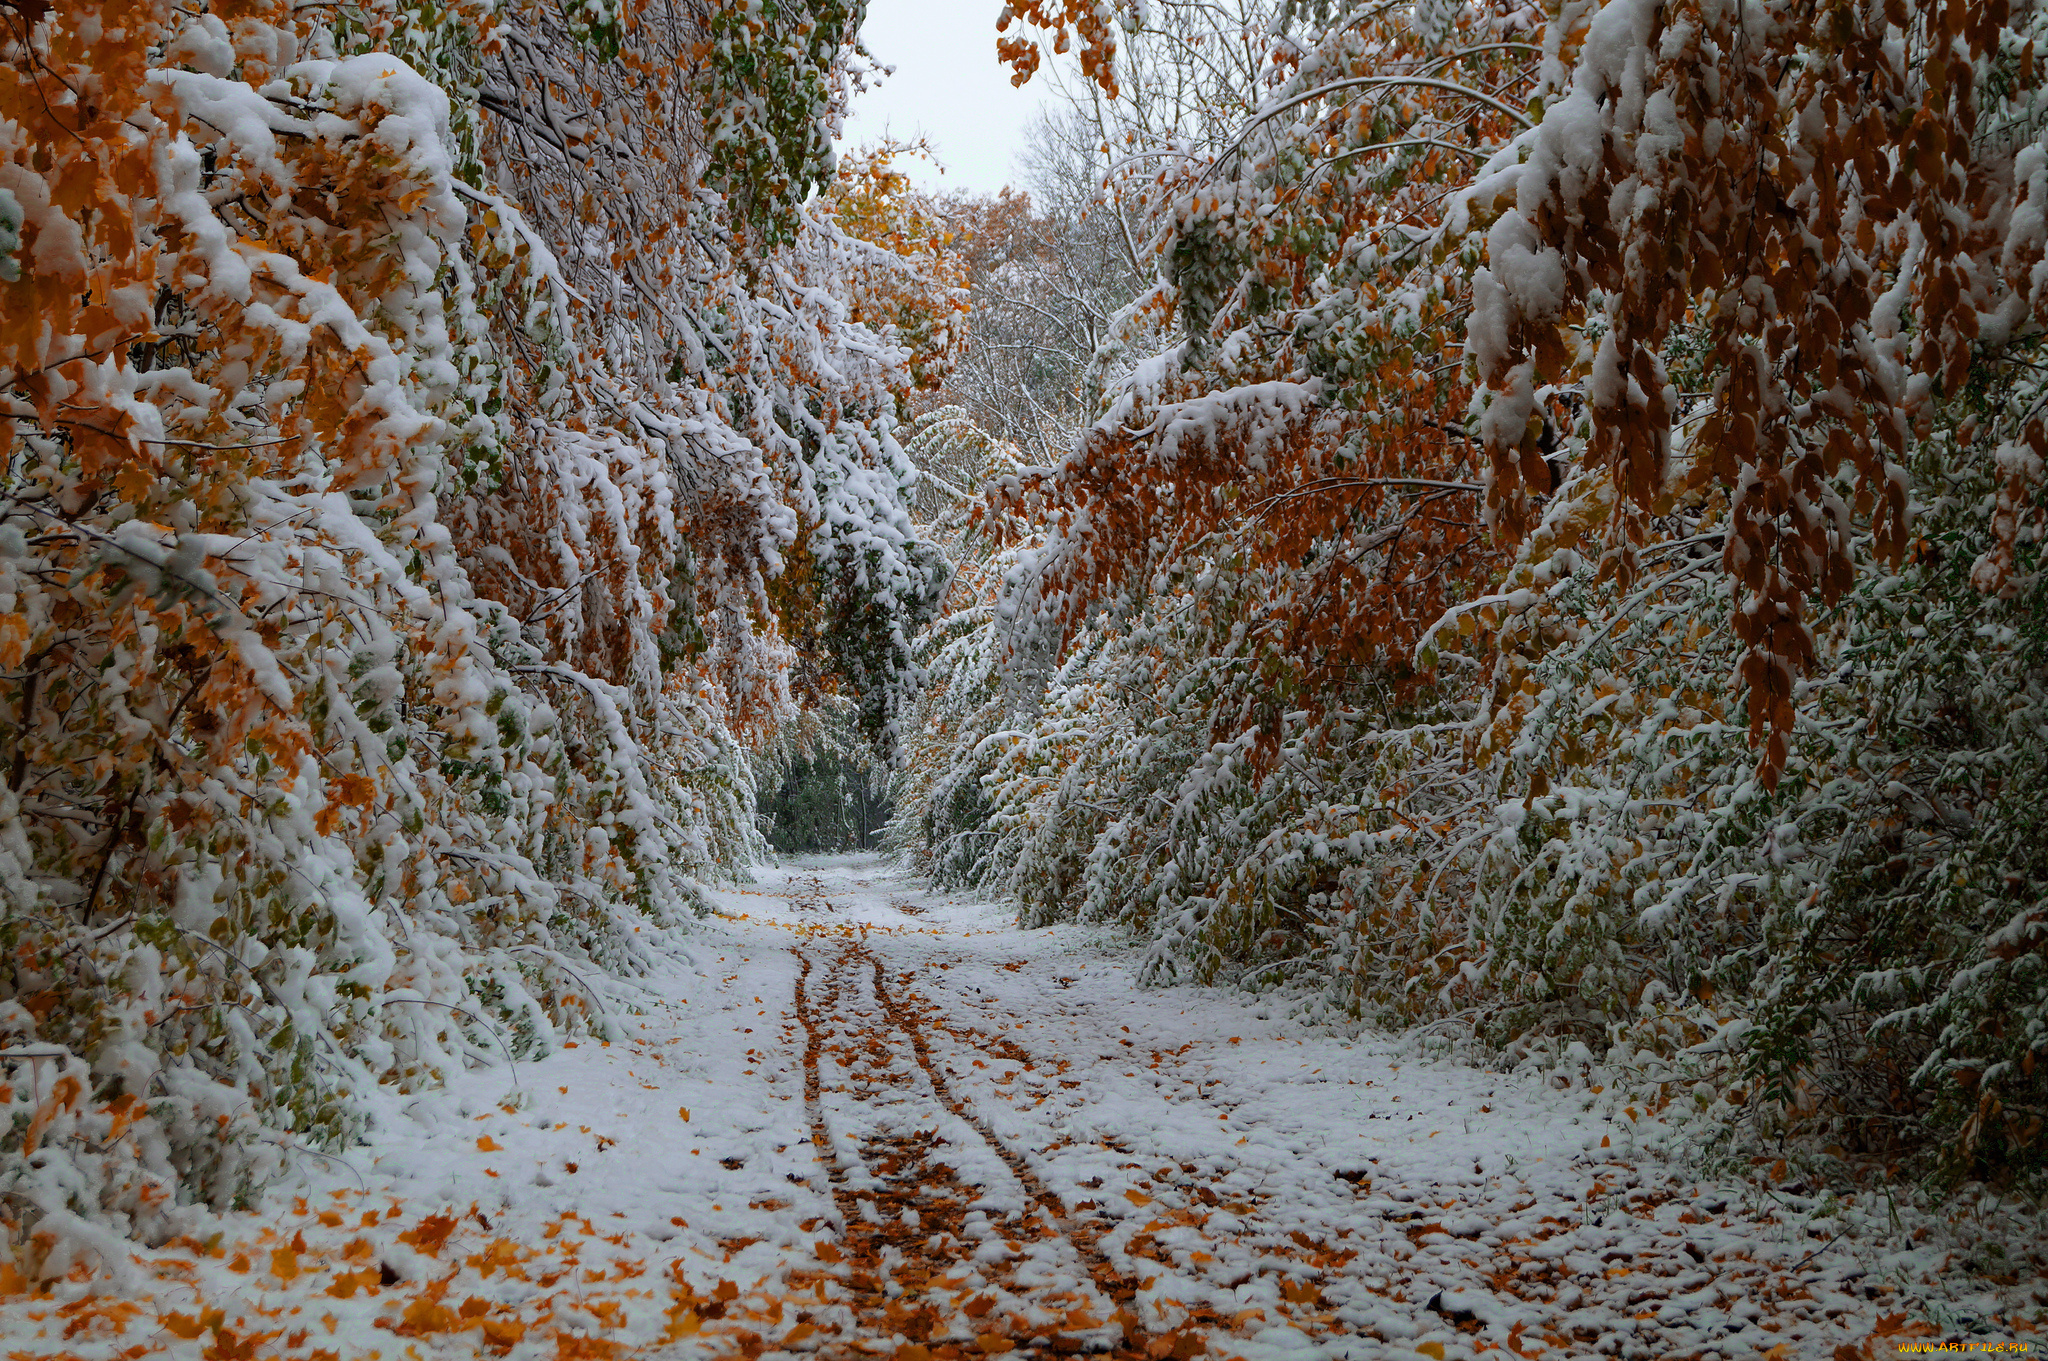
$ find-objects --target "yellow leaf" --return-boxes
[976,1335,1015,1354]
[1416,1345,1446,1360]
[270,1247,300,1282]
[679,1107,690,1121]
[1124,1189,1153,1207]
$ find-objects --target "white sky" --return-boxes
[841,0,1055,197]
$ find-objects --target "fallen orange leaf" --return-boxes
[325,1269,376,1298]
[399,1297,461,1334]
[482,1317,527,1346]
[400,1213,458,1255]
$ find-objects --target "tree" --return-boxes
[892,0,2048,1187]
[0,0,944,1250]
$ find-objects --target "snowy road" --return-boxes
[5,856,2033,1359]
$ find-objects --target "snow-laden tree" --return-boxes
[0,0,944,1255]
[901,0,2048,1185]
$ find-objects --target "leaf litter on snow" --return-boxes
[1,857,2040,1360]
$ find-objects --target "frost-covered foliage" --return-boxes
[897,0,2048,1188]
[0,0,943,1256]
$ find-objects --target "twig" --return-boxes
[1786,1224,1851,1273]
[263,1137,369,1193]
[368,997,521,1089]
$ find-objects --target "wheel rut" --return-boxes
[792,929,1211,1359]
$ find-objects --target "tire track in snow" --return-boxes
[761,857,2013,1361]
[863,951,1148,1314]
[794,935,1105,1354]
[791,921,1215,1358]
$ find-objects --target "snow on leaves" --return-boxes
[1465,0,2041,784]
[889,0,2048,1191]
[0,0,945,1251]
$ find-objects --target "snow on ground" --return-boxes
[1,856,2040,1359]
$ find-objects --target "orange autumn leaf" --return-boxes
[334,774,377,807]
[399,1213,458,1256]
[164,1312,207,1340]
[482,1317,528,1346]
[0,614,28,669]
[398,1297,462,1334]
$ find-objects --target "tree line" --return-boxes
[0,0,951,1254]
[889,0,2048,1194]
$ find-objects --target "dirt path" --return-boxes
[734,864,2037,1361]
[5,857,2034,1360]
[789,916,1212,1359]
